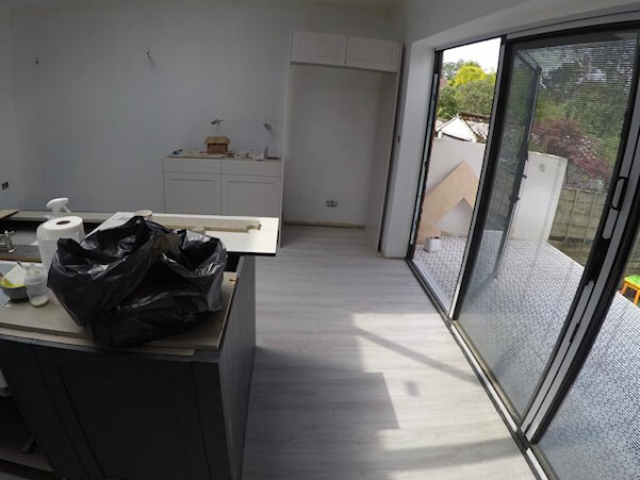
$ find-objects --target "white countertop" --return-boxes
[0,212,275,351]
[0,270,236,355]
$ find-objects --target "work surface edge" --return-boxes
[0,272,236,354]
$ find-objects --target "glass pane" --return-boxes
[458,30,639,415]
[539,234,640,478]
[467,52,540,296]
[411,39,500,310]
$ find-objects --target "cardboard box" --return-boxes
[205,136,230,155]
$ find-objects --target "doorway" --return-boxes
[408,39,501,312]
[408,20,640,480]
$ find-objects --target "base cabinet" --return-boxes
[0,256,257,480]
[163,158,282,219]
[222,175,282,217]
[164,173,222,215]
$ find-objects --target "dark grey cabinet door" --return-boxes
[0,338,88,480]
[32,347,217,480]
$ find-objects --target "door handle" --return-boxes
[610,176,629,211]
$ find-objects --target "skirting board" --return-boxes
[284,220,364,229]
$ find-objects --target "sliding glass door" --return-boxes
[464,52,540,299]
[408,39,500,312]
[537,226,640,480]
[456,28,640,420]
[406,18,640,480]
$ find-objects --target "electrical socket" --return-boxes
[1,182,8,191]
[326,200,338,208]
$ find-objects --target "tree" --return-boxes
[456,78,495,116]
[436,62,497,120]
[531,40,636,166]
[441,60,468,80]
[436,85,459,120]
[530,118,613,189]
[451,64,489,87]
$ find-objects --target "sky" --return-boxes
[443,38,502,73]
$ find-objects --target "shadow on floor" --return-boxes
[354,327,479,385]
[244,347,523,480]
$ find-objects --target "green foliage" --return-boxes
[441,60,474,80]
[534,94,566,124]
[530,51,632,172]
[456,78,495,116]
[594,135,623,167]
[436,61,497,120]
[451,64,489,87]
[436,85,458,120]
[438,41,636,190]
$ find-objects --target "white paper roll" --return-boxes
[37,216,85,274]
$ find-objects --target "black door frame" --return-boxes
[455,21,640,435]
[406,50,450,313]
[406,18,640,480]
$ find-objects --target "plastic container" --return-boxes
[424,236,442,253]
[24,265,49,308]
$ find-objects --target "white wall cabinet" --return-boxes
[291,32,401,73]
[163,157,282,219]
[346,37,401,72]
[291,32,347,66]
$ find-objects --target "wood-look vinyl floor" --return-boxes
[244,226,536,480]
[0,225,536,480]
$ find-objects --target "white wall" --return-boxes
[420,138,567,241]
[285,64,383,226]
[10,0,396,212]
[401,0,528,44]
[513,151,567,242]
[0,9,21,209]
[366,72,398,248]
[402,0,640,45]
[380,43,433,257]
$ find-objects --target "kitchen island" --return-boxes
[0,213,278,480]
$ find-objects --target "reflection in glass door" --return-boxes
[457,29,640,417]
[538,222,640,480]
[409,39,501,312]
[465,52,540,297]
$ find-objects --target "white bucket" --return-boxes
[424,236,442,253]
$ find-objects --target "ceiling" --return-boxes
[0,0,404,10]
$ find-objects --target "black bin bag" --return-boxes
[48,216,227,347]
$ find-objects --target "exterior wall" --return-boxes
[418,138,567,242]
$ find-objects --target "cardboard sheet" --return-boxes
[0,210,18,221]
[417,162,479,244]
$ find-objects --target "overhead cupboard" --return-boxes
[290,32,401,72]
[285,32,402,251]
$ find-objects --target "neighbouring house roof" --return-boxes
[435,112,490,143]
[459,112,490,142]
